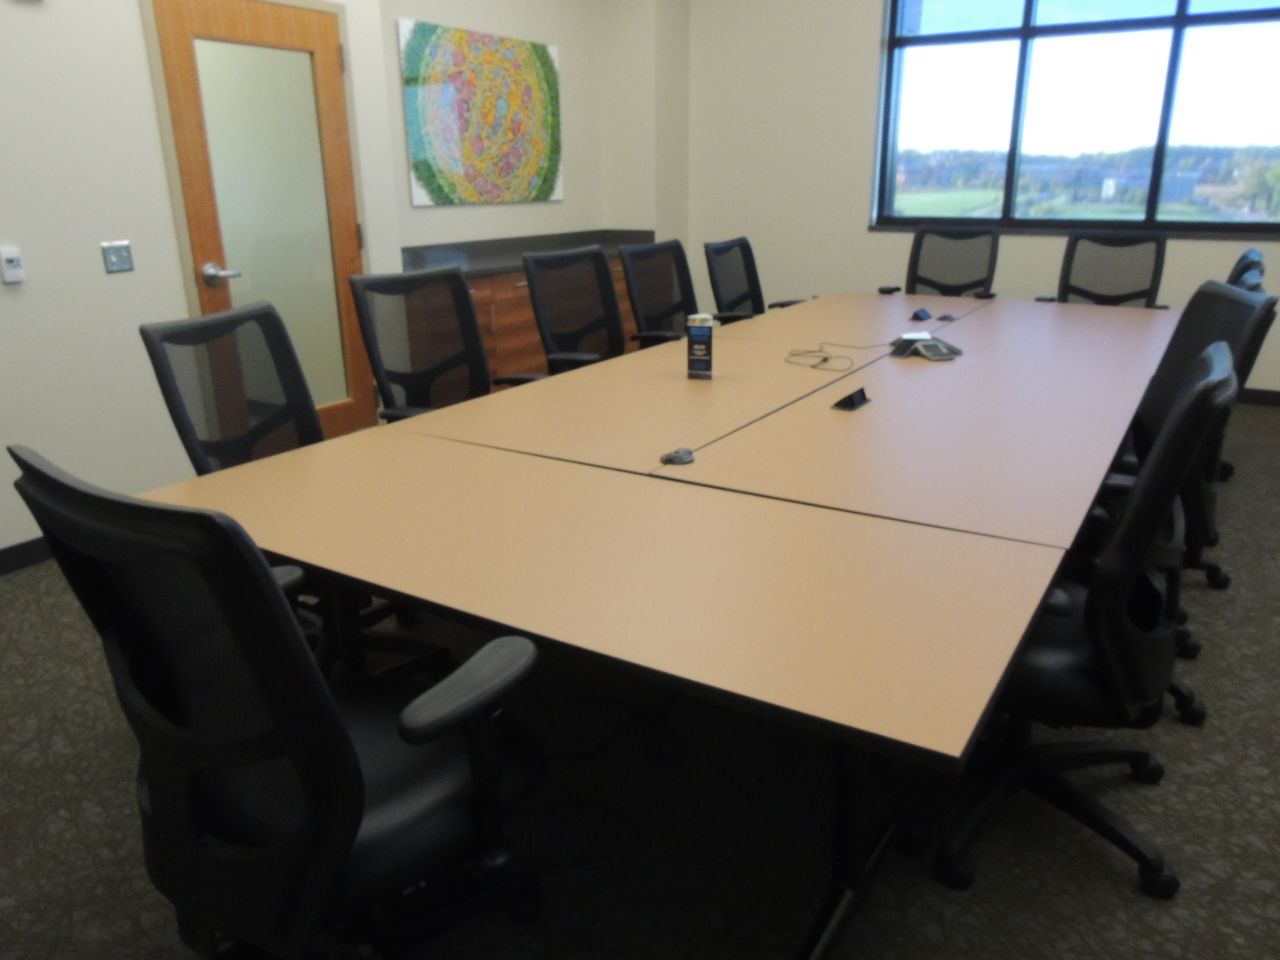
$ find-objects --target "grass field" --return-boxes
[892,190,1279,223]
[1017,201,1146,220]
[892,190,1002,217]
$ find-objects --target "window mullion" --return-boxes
[878,39,904,222]
[1146,21,1186,223]
[1002,35,1032,221]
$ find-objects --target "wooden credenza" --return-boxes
[466,261,640,381]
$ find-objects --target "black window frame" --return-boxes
[876,0,1280,237]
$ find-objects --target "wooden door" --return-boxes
[152,0,375,437]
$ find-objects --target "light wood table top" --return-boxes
[392,336,873,473]
[716,291,991,346]
[146,427,1062,766]
[656,299,1178,548]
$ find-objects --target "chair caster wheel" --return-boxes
[935,853,975,891]
[1176,699,1207,726]
[1139,864,1180,899]
[1217,461,1234,482]
[1206,568,1231,590]
[1175,628,1200,660]
[1130,757,1165,784]
[1175,607,1189,625]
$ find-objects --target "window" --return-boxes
[879,1,1280,232]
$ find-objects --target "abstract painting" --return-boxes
[398,20,562,206]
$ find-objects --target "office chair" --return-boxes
[1226,247,1264,291]
[704,236,801,321]
[878,229,999,297]
[1092,282,1273,717]
[349,268,494,422]
[139,304,404,666]
[1131,282,1277,596]
[140,303,323,599]
[935,341,1238,899]
[140,303,324,476]
[617,240,700,347]
[1044,234,1166,307]
[1216,250,1265,481]
[9,445,538,960]
[523,245,627,373]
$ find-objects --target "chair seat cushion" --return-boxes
[333,677,474,909]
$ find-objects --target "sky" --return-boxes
[902,0,1280,35]
[895,18,1280,156]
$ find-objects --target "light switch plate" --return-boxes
[101,241,134,274]
[1,246,23,284]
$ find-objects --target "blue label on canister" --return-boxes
[688,324,712,379]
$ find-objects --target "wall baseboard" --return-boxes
[1240,388,1280,407]
[0,537,51,577]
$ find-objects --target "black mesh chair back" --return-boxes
[1057,234,1166,307]
[522,245,625,364]
[140,304,323,475]
[1226,247,1265,293]
[1135,281,1275,453]
[349,268,491,417]
[9,445,362,956]
[906,229,999,296]
[1223,248,1264,285]
[619,239,698,337]
[704,236,766,318]
[1088,342,1237,716]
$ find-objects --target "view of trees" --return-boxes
[892,146,1280,221]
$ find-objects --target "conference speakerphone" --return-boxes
[891,332,962,361]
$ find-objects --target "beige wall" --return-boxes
[683,0,1280,384]
[0,0,663,550]
[0,0,196,550]
[0,0,1274,552]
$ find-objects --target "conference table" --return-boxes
[145,291,1178,955]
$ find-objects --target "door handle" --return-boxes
[201,262,242,285]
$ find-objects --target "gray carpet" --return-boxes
[2,403,1277,960]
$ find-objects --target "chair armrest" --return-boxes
[379,405,432,423]
[493,373,545,387]
[768,299,803,310]
[1110,428,1141,475]
[1102,471,1137,492]
[974,290,997,300]
[399,635,538,744]
[1066,504,1112,560]
[547,351,602,374]
[878,286,902,295]
[1112,450,1140,475]
[1041,586,1074,618]
[271,564,306,593]
[713,311,753,324]
[1035,295,1058,303]
[632,330,684,346]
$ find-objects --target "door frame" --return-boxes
[141,0,375,437]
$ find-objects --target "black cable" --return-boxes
[785,339,894,370]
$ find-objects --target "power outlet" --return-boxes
[101,241,134,274]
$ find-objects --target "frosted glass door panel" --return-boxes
[195,40,346,406]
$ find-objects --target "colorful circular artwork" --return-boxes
[401,23,561,205]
